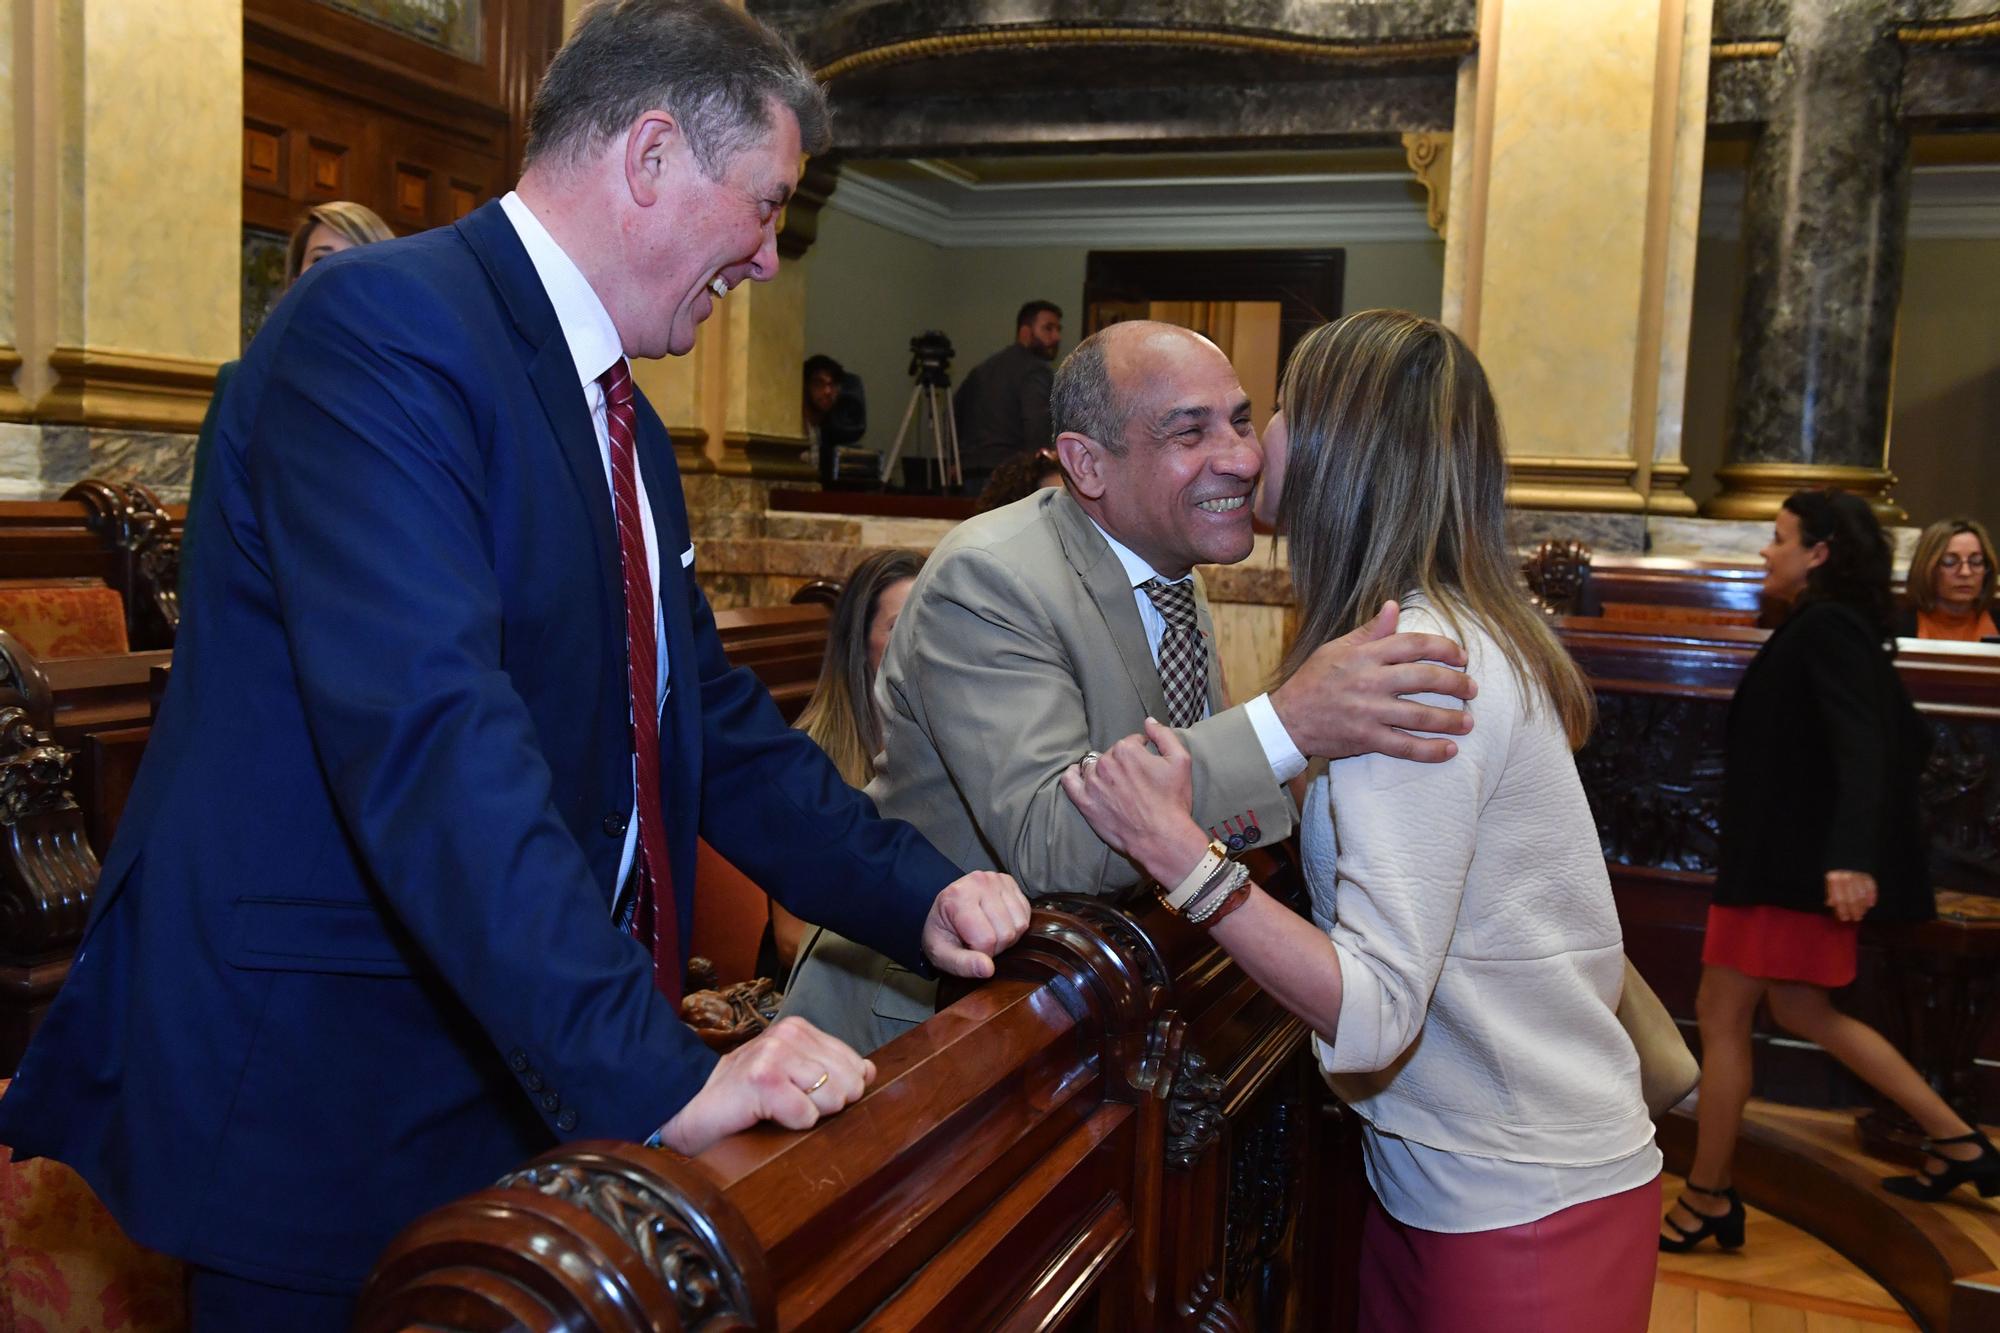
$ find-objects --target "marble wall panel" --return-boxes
[1476,0,1661,462]
[74,0,238,364]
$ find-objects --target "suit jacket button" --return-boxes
[524,1072,543,1092]
[603,810,629,837]
[541,1092,561,1113]
[556,1110,578,1133]
[508,1050,529,1072]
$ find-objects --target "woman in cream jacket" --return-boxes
[1063,310,1658,1332]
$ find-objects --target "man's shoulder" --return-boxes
[916,492,1076,604]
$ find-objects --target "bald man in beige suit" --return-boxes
[782,322,1476,1052]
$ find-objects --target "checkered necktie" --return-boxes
[600,360,680,1006]
[1141,577,1207,729]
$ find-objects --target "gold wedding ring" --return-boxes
[807,1070,830,1094]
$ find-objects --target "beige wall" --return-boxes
[62,0,239,365]
[1889,239,2000,530]
[803,207,1447,454]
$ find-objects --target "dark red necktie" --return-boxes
[599,360,680,1005]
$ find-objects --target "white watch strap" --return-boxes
[1163,841,1227,913]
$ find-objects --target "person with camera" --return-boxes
[950,300,1064,496]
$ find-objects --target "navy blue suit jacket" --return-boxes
[0,201,958,1289]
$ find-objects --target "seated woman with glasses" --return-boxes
[1895,517,1996,641]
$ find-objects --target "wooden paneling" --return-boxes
[241,0,561,242]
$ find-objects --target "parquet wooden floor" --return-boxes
[1653,1171,1915,1330]
[1649,1103,2000,1331]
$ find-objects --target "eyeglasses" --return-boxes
[1941,554,1988,571]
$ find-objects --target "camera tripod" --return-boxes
[880,368,963,491]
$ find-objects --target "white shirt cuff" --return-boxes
[1244,692,1308,782]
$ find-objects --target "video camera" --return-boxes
[907,330,956,388]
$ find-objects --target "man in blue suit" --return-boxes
[0,3,1028,1325]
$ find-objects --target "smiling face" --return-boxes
[618,103,802,359]
[1761,506,1828,602]
[1063,327,1261,577]
[1935,531,1988,612]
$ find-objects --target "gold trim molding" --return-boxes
[1505,456,1649,514]
[1711,40,1782,60]
[715,431,815,481]
[0,347,31,421]
[1401,132,1452,239]
[1711,19,2000,63]
[672,428,715,475]
[1702,461,1905,524]
[39,348,221,434]
[815,25,1476,82]
[1898,17,2000,46]
[1643,461,1700,517]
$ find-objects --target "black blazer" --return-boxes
[1715,601,1933,921]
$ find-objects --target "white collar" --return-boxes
[1087,517,1191,591]
[499,191,625,389]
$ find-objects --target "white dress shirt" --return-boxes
[1087,520,1306,781]
[500,192,665,896]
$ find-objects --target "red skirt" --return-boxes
[1356,1177,1660,1332]
[1703,904,1859,987]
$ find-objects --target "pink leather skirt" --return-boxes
[1356,1175,1660,1332]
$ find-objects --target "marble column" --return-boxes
[1706,0,1908,521]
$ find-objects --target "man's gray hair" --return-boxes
[526,0,830,175]
[1051,332,1129,456]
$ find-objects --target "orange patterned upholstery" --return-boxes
[0,1080,185,1333]
[0,582,129,660]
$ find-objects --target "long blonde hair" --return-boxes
[1273,310,1595,748]
[794,549,924,785]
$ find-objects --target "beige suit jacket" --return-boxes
[781,487,1295,1052]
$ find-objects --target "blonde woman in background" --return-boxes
[1896,517,1997,641]
[761,548,924,975]
[1062,310,1657,1331]
[184,201,397,600]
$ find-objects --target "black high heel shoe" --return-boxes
[1881,1129,2000,1202]
[1658,1181,1746,1253]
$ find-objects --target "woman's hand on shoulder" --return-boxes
[1061,719,1213,885]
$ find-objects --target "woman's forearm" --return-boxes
[1207,885,1345,1041]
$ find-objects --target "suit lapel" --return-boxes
[1048,490,1170,719]
[457,202,622,622]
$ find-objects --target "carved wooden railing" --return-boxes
[357,850,1361,1332]
[0,703,99,1072]
[60,480,180,647]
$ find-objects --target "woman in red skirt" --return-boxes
[1661,490,2000,1253]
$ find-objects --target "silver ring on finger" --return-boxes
[1082,751,1101,766]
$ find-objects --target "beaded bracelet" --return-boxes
[1186,862,1251,925]
[1193,877,1253,929]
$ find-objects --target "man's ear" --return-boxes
[1056,431,1108,501]
[624,111,680,208]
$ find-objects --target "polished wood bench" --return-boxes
[0,481,183,651]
